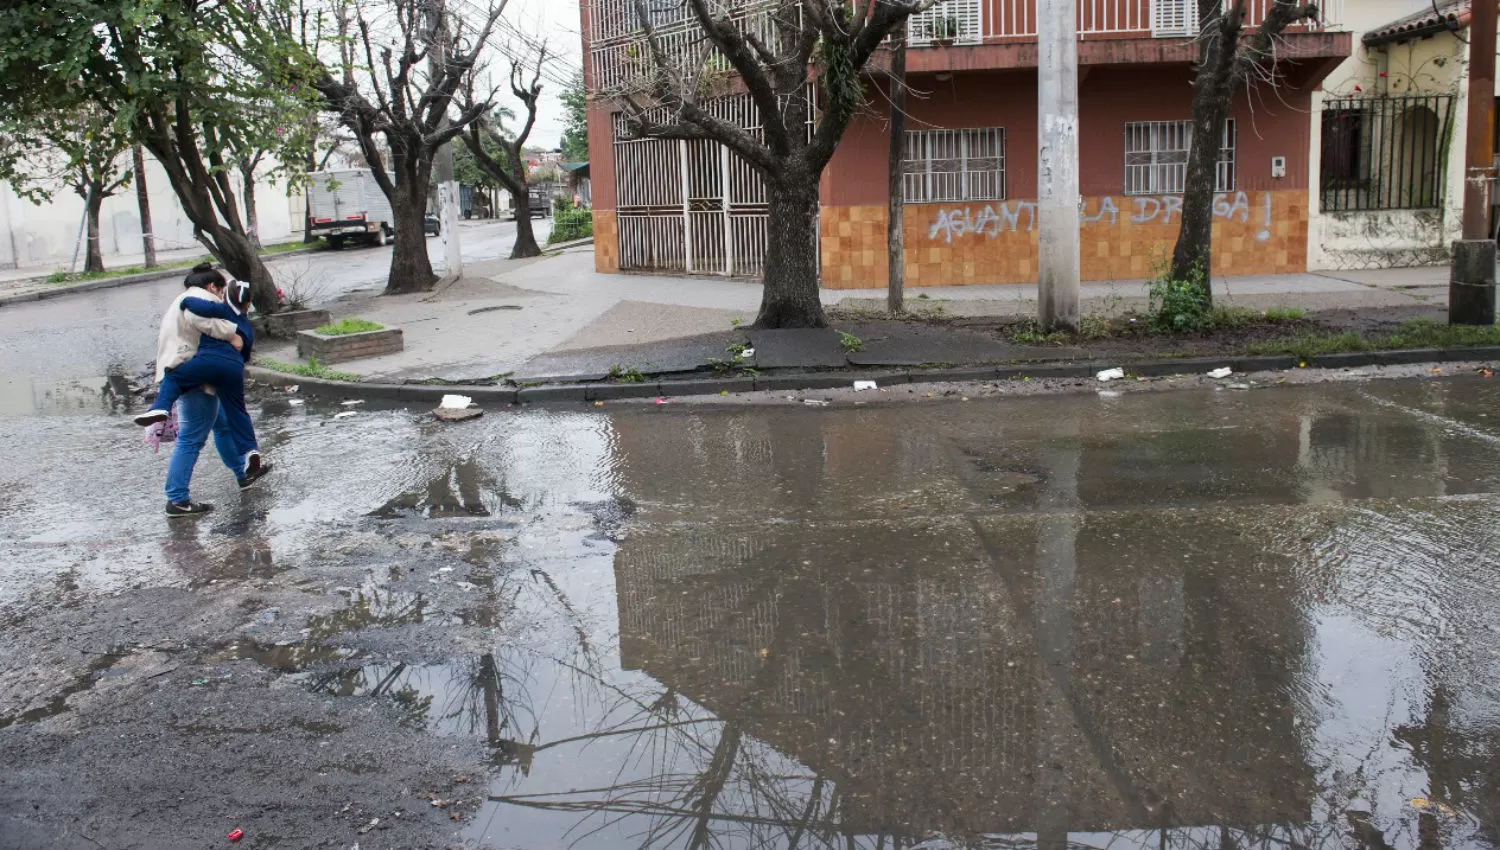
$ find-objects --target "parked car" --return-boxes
[424,214,441,237]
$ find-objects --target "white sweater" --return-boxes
[154,286,239,384]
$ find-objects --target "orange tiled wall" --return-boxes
[593,210,619,273]
[820,190,1308,288]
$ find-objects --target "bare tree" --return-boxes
[610,0,939,329]
[461,50,547,259]
[312,0,508,294]
[1169,0,1318,303]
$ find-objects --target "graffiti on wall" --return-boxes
[928,191,1275,243]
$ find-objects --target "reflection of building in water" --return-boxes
[610,410,1317,839]
[1297,411,1450,502]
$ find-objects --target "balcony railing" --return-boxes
[587,0,1345,92]
[587,0,1345,47]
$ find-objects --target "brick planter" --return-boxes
[254,309,332,340]
[296,326,404,363]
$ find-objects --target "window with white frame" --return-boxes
[1124,120,1236,195]
[903,128,1006,204]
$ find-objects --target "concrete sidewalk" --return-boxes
[254,248,1455,384]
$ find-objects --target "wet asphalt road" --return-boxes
[3,368,1500,848]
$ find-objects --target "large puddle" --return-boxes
[5,379,1500,848]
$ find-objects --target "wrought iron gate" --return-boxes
[612,96,774,278]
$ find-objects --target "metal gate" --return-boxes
[613,96,772,277]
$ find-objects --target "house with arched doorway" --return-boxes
[1308,0,1484,271]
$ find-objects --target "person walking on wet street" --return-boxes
[146,264,271,518]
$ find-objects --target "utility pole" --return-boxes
[1451,0,1498,324]
[132,145,157,268]
[434,139,464,282]
[1037,0,1081,331]
[887,22,908,315]
[423,0,463,284]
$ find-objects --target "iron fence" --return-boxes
[1319,94,1455,213]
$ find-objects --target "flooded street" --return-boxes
[4,376,1500,849]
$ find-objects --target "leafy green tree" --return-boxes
[0,0,320,313]
[560,72,589,162]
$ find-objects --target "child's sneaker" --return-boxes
[134,410,170,427]
[239,461,273,491]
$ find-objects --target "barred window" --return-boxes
[903,128,1006,204]
[1124,120,1235,195]
[1319,95,1454,212]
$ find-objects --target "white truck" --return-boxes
[307,169,395,249]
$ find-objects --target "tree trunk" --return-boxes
[510,188,540,259]
[1169,97,1231,305]
[132,145,157,268]
[240,161,262,250]
[387,179,438,294]
[84,187,105,274]
[1169,5,1239,306]
[887,26,908,315]
[755,174,826,329]
[213,227,280,315]
[137,119,280,314]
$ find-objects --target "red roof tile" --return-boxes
[1363,0,1471,46]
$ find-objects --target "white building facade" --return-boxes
[0,150,306,272]
[1308,0,1478,271]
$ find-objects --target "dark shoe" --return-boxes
[134,410,170,427]
[166,501,214,518]
[243,451,263,478]
[238,461,273,491]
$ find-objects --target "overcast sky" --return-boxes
[486,0,586,151]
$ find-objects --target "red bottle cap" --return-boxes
[228,829,244,842]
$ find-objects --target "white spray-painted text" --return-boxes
[929,191,1266,243]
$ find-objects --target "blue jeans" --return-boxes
[152,353,257,459]
[164,388,242,504]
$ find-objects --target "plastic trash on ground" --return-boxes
[1208,367,1234,379]
[853,380,878,391]
[741,347,755,358]
[340,399,364,406]
[439,394,472,409]
[333,411,358,420]
[1096,368,1125,382]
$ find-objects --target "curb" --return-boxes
[248,347,1500,407]
[0,245,327,307]
[544,236,595,251]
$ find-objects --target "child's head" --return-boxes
[226,279,252,312]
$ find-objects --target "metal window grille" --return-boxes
[908,0,984,45]
[1319,94,1455,212]
[1150,0,1199,36]
[1124,119,1235,195]
[903,128,1006,204]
